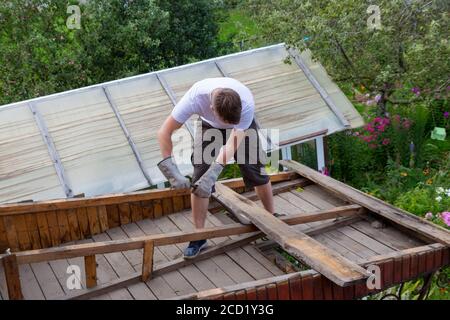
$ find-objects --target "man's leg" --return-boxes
[255,181,275,214]
[191,193,209,229]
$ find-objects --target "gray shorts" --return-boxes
[191,118,270,192]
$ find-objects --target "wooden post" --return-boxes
[142,240,154,282]
[84,255,97,288]
[2,253,23,300]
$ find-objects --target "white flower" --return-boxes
[435,196,442,202]
[436,187,444,194]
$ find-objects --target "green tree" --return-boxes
[0,0,223,105]
[246,0,449,114]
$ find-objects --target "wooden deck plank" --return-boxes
[134,218,193,298]
[206,211,285,277]
[291,186,396,258]
[30,261,66,299]
[173,211,256,284]
[19,264,45,300]
[351,221,420,250]
[126,218,214,294]
[214,183,368,287]
[281,160,450,245]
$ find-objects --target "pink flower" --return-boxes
[411,87,421,96]
[425,212,434,220]
[382,138,390,145]
[441,212,450,227]
[393,115,401,124]
[403,119,412,129]
[444,111,449,119]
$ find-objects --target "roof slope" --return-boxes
[0,44,363,203]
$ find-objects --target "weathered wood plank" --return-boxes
[97,206,109,232]
[35,212,51,248]
[24,214,41,250]
[2,254,23,300]
[214,183,369,287]
[142,241,154,282]
[281,160,450,245]
[86,207,101,235]
[66,209,81,241]
[85,255,97,288]
[76,208,90,238]
[106,205,120,228]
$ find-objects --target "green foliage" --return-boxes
[246,0,450,99]
[0,0,223,104]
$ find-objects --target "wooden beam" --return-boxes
[2,253,23,300]
[65,232,262,300]
[3,205,362,265]
[281,160,450,246]
[65,213,360,299]
[214,183,369,287]
[0,172,294,215]
[102,86,153,186]
[84,255,97,289]
[177,243,446,300]
[141,240,154,282]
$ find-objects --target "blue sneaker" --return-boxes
[183,240,208,259]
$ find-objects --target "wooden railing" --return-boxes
[0,204,363,300]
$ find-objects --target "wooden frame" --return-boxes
[0,161,448,300]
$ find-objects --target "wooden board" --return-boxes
[214,183,369,287]
[281,160,450,245]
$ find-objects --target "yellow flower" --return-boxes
[426,178,433,185]
[400,172,408,177]
[423,168,430,175]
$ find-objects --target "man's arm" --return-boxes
[157,116,190,189]
[157,115,183,158]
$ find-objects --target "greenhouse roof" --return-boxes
[0,43,364,203]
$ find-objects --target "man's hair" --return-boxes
[212,88,242,124]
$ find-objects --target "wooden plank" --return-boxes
[172,196,185,213]
[66,233,259,300]
[106,205,120,228]
[153,200,163,219]
[97,206,109,232]
[2,254,23,300]
[86,207,101,235]
[0,218,8,251]
[281,160,450,245]
[66,209,81,241]
[129,202,143,222]
[142,241,154,282]
[24,214,41,250]
[76,208,90,238]
[10,207,363,265]
[56,210,71,243]
[13,215,32,250]
[85,255,97,288]
[118,203,131,225]
[140,201,153,219]
[277,280,290,300]
[0,172,295,216]
[214,183,369,287]
[161,198,173,215]
[45,211,61,246]
[35,212,51,248]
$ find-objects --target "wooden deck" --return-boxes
[0,182,430,300]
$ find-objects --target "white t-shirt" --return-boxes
[171,77,254,130]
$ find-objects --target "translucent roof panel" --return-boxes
[105,75,193,184]
[217,45,344,145]
[0,104,66,203]
[34,88,148,197]
[0,43,364,203]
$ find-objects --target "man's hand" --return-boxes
[158,156,191,189]
[192,162,224,198]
